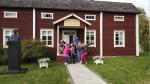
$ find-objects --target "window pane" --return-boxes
[48,41,52,45]
[91,32,94,35]
[120,41,123,45]
[48,36,52,40]
[48,31,52,36]
[42,36,46,40]
[119,37,123,40]
[86,36,89,40]
[116,37,119,40]
[42,31,47,36]
[120,32,123,36]
[42,41,47,45]
[86,41,89,44]
[5,31,10,36]
[86,32,89,35]
[6,13,15,16]
[45,14,51,17]
[91,36,94,40]
[116,41,119,45]
[115,33,119,36]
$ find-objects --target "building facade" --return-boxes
[0,0,140,62]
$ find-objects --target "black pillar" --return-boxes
[8,40,21,71]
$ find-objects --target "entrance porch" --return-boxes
[53,13,91,62]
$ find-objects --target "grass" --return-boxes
[0,62,69,84]
[87,52,150,84]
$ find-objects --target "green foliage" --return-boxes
[21,40,49,63]
[139,8,150,52]
[0,63,69,84]
[87,52,150,84]
[0,48,8,65]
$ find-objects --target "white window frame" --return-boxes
[114,30,125,47]
[4,11,18,18]
[85,14,96,21]
[86,30,96,47]
[3,28,17,48]
[114,15,124,21]
[40,29,54,47]
[41,12,54,19]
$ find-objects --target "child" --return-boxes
[80,42,94,64]
[63,44,70,66]
[76,43,83,62]
[70,44,76,64]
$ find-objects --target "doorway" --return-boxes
[62,30,76,44]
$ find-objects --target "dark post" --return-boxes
[0,30,27,75]
[7,30,21,71]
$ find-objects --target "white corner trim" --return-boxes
[53,13,91,25]
[33,8,36,41]
[84,26,87,44]
[57,25,60,56]
[100,12,103,57]
[136,14,139,56]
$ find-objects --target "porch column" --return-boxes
[136,14,139,56]
[100,12,103,58]
[57,25,60,55]
[84,26,87,44]
[33,8,36,41]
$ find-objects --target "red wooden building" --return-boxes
[0,0,140,62]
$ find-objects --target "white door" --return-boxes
[62,30,76,44]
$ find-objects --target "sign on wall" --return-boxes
[64,19,80,26]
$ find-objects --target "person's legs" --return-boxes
[81,52,87,64]
[70,54,74,64]
[77,51,81,61]
[84,52,88,64]
[72,55,75,64]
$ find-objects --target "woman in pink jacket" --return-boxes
[63,44,70,66]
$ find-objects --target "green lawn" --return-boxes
[87,53,150,84]
[0,63,69,84]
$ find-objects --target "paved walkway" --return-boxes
[67,63,107,84]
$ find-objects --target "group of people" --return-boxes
[59,37,93,66]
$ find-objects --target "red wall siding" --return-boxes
[103,13,136,56]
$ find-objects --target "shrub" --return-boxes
[143,40,149,52]
[0,48,8,65]
[21,40,49,63]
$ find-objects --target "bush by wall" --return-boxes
[21,40,49,63]
[0,48,8,65]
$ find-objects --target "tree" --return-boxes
[139,8,149,52]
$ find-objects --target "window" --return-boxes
[3,29,16,48]
[114,15,124,21]
[114,30,125,47]
[86,30,96,47]
[85,15,96,21]
[40,29,54,47]
[4,11,17,18]
[41,12,53,19]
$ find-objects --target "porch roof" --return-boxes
[53,13,91,25]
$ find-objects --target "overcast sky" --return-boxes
[97,0,150,17]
